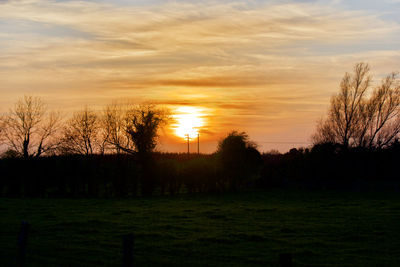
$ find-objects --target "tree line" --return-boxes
[0,132,263,197]
[1,63,398,158]
[0,136,398,198]
[0,98,168,158]
[0,62,399,197]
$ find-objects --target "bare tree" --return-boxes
[60,107,99,155]
[0,96,61,158]
[313,63,400,149]
[59,104,168,156]
[100,103,130,154]
[362,73,400,148]
[312,118,337,145]
[331,63,371,147]
[0,116,4,144]
[98,103,169,157]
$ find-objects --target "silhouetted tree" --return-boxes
[0,96,61,158]
[120,105,168,196]
[1,149,20,159]
[101,103,129,154]
[313,63,400,149]
[123,105,168,155]
[357,73,400,148]
[60,107,99,155]
[216,131,261,191]
[0,119,4,144]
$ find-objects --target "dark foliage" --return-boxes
[0,155,139,198]
[259,142,400,190]
[0,152,241,197]
[216,131,263,191]
[1,141,399,197]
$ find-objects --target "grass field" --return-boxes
[1,190,400,266]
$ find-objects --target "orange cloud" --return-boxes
[0,0,399,152]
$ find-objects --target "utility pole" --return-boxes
[197,133,200,154]
[186,134,190,155]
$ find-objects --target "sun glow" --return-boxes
[172,106,204,140]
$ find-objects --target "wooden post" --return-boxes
[186,134,190,155]
[123,234,134,267]
[280,253,292,267]
[197,133,199,155]
[17,221,30,267]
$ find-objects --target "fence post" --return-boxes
[280,253,292,267]
[123,233,134,267]
[17,221,30,267]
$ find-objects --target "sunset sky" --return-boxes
[1,0,400,153]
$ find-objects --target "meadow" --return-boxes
[1,190,400,266]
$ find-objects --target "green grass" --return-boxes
[1,190,400,266]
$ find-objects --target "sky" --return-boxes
[1,0,400,153]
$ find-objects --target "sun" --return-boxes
[172,106,204,140]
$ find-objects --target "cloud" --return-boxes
[0,0,399,151]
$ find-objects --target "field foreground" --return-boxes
[1,190,400,266]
